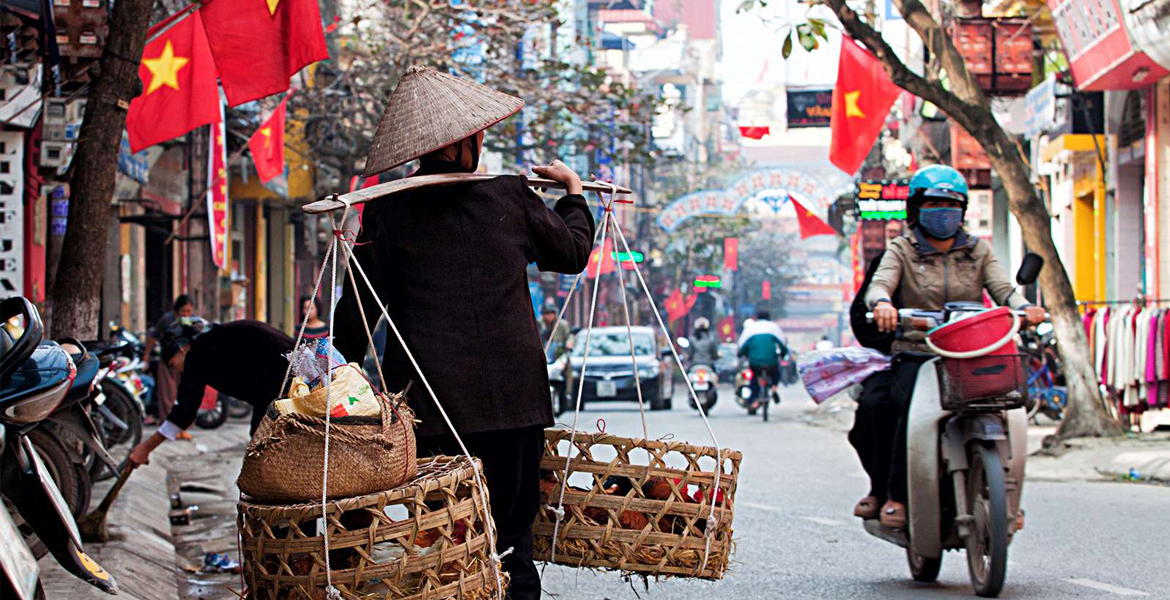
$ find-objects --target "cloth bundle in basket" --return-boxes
[533,428,741,580]
[238,389,417,503]
[238,456,505,600]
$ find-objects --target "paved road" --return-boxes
[539,383,1170,599]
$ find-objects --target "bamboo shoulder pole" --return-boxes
[302,173,632,215]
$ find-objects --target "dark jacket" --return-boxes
[167,320,294,432]
[850,250,898,355]
[335,163,596,436]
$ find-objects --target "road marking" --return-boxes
[743,501,780,512]
[1067,579,1149,596]
[801,516,843,527]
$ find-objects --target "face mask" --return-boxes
[918,207,964,239]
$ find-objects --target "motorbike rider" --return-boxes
[854,164,1046,528]
[737,310,789,401]
[689,317,720,366]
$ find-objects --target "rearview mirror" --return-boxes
[1016,252,1044,286]
[676,337,691,349]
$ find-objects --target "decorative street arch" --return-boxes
[655,167,840,233]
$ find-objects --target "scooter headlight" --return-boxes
[638,364,660,379]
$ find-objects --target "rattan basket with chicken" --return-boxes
[533,428,741,580]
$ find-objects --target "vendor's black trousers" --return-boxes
[848,353,933,504]
[418,425,545,600]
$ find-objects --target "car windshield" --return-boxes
[571,331,655,357]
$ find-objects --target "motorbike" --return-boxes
[0,426,42,600]
[733,361,777,421]
[860,252,1044,598]
[675,338,718,413]
[0,296,118,595]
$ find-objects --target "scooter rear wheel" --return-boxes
[966,444,1009,597]
[906,547,943,582]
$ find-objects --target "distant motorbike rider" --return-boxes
[690,318,720,365]
[853,164,1045,529]
[737,310,789,395]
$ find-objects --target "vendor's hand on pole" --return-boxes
[1024,305,1048,326]
[532,160,584,195]
[128,441,152,468]
[874,301,898,333]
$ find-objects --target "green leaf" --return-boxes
[737,0,757,13]
[797,25,817,52]
[782,31,793,59]
[808,18,827,40]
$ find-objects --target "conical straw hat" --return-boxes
[363,66,524,176]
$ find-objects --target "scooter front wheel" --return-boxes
[907,547,943,582]
[966,444,1009,597]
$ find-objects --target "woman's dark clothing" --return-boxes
[334,162,596,437]
[417,426,545,600]
[300,323,329,339]
[333,160,594,600]
[166,320,294,436]
[848,353,933,502]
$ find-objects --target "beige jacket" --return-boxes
[864,228,1029,312]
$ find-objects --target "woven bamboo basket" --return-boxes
[238,456,506,600]
[533,429,741,580]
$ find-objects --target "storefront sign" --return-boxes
[786,89,833,128]
[855,180,908,220]
[1122,0,1170,71]
[1024,74,1058,137]
[1048,0,1169,90]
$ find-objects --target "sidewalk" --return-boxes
[38,421,251,599]
[800,394,1170,484]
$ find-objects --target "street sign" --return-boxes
[611,250,644,262]
[695,275,721,288]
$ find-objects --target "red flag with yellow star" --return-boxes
[126,10,221,153]
[199,0,329,106]
[717,316,736,342]
[791,196,837,239]
[247,94,289,183]
[829,38,901,175]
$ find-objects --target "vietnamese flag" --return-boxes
[717,316,736,342]
[664,289,697,323]
[723,237,739,271]
[791,196,837,239]
[738,126,770,140]
[126,10,221,153]
[829,38,901,174]
[587,239,617,278]
[248,95,289,183]
[199,0,329,106]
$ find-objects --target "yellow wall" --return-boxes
[1044,134,1107,302]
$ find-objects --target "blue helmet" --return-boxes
[907,164,968,224]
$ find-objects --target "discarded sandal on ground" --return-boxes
[880,500,907,529]
[854,496,881,519]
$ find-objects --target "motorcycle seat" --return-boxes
[0,342,75,409]
[57,352,100,409]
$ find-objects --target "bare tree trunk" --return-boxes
[823,0,1123,437]
[48,0,154,339]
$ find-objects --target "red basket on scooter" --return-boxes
[926,307,1025,408]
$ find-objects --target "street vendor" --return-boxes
[128,320,295,468]
[334,66,595,600]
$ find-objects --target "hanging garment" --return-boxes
[1134,309,1149,404]
[1095,308,1110,387]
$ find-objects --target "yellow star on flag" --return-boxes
[142,41,190,96]
[265,0,281,16]
[260,127,272,148]
[844,90,865,119]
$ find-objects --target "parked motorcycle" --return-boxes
[1019,323,1066,422]
[0,426,42,600]
[0,296,118,595]
[860,253,1044,598]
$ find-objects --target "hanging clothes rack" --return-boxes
[1078,299,1170,305]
